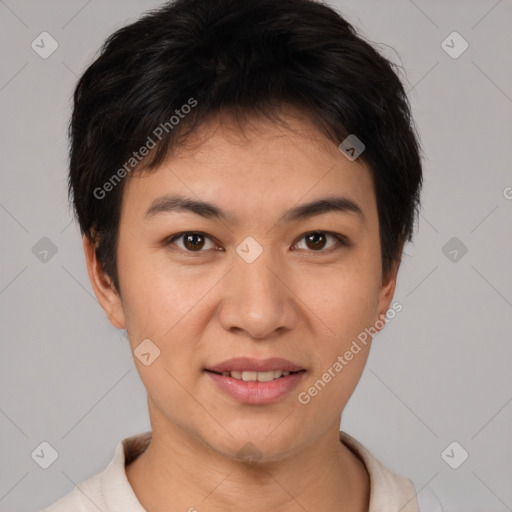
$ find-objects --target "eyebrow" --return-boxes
[144,193,364,223]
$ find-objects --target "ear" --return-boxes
[374,240,404,330]
[82,234,126,329]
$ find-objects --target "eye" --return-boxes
[165,230,348,254]
[293,231,347,252]
[166,232,218,252]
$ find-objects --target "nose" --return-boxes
[217,248,298,340]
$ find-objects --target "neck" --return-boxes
[126,409,369,512]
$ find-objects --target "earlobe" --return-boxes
[82,235,126,329]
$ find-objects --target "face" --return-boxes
[85,110,398,463]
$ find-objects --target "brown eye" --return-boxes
[305,232,327,250]
[168,232,216,252]
[294,231,346,252]
[183,233,205,251]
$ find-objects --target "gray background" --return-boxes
[1,0,511,510]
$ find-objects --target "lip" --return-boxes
[205,370,306,404]
[205,357,305,373]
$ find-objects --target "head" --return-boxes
[71,0,422,461]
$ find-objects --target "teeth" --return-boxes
[256,371,274,382]
[222,370,292,381]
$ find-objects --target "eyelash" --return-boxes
[164,231,349,255]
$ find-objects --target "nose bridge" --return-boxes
[219,240,295,338]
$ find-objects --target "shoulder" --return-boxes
[44,472,105,512]
[340,431,419,512]
[43,432,151,512]
[340,431,444,512]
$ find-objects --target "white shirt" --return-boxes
[44,431,431,511]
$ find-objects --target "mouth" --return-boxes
[205,356,305,374]
[203,357,306,404]
[205,369,305,381]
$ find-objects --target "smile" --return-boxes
[204,369,306,404]
[209,369,300,381]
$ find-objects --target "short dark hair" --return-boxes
[68,0,423,294]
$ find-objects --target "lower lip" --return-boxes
[205,370,305,404]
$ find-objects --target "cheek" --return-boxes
[119,270,204,413]
[305,266,380,340]
[117,245,205,337]
[299,270,380,408]
[300,283,376,411]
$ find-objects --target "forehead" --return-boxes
[120,110,377,227]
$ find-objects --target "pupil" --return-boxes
[185,233,204,251]
[306,232,325,250]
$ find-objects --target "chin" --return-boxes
[201,425,302,465]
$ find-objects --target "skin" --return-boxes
[84,108,402,512]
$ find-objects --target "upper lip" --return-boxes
[205,357,305,373]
